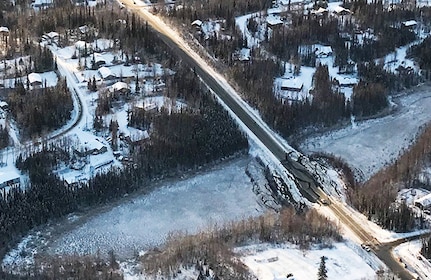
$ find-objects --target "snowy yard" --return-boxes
[238,242,378,280]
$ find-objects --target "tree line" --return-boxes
[409,35,431,72]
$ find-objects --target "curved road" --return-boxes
[123,1,422,279]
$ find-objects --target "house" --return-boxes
[233,48,251,62]
[314,45,333,58]
[191,20,203,29]
[0,170,20,189]
[28,72,43,87]
[124,127,150,145]
[43,31,59,45]
[0,26,9,36]
[396,65,414,75]
[75,138,107,157]
[74,40,92,56]
[311,7,328,16]
[335,77,358,87]
[414,193,431,210]
[31,0,54,9]
[79,25,90,34]
[280,77,303,92]
[46,31,59,40]
[266,15,283,27]
[403,20,417,28]
[333,6,352,15]
[135,102,158,112]
[98,66,116,80]
[267,7,282,15]
[91,53,107,68]
[109,81,130,94]
[42,33,58,45]
[62,171,87,188]
[0,101,8,110]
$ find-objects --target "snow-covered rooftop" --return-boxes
[0,26,9,33]
[336,76,358,86]
[414,193,431,208]
[314,45,333,57]
[280,0,303,5]
[311,7,328,14]
[74,40,91,50]
[280,78,303,91]
[98,66,114,79]
[92,53,106,63]
[126,127,149,142]
[32,0,53,5]
[239,48,251,61]
[28,73,42,84]
[79,25,89,34]
[109,81,129,92]
[0,168,20,186]
[45,31,59,39]
[403,20,417,27]
[333,6,352,14]
[74,132,106,153]
[266,15,283,26]
[267,7,282,14]
[191,19,202,27]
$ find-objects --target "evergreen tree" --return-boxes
[318,256,327,280]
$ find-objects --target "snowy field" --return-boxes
[301,84,431,181]
[46,157,266,258]
[120,242,381,280]
[238,242,378,280]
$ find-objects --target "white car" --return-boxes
[361,243,371,252]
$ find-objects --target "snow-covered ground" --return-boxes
[238,242,379,280]
[394,240,431,280]
[119,241,383,280]
[23,157,265,260]
[301,84,431,181]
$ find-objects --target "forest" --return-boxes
[8,79,73,139]
[409,35,431,72]
[422,235,431,259]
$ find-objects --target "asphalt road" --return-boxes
[123,1,421,279]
